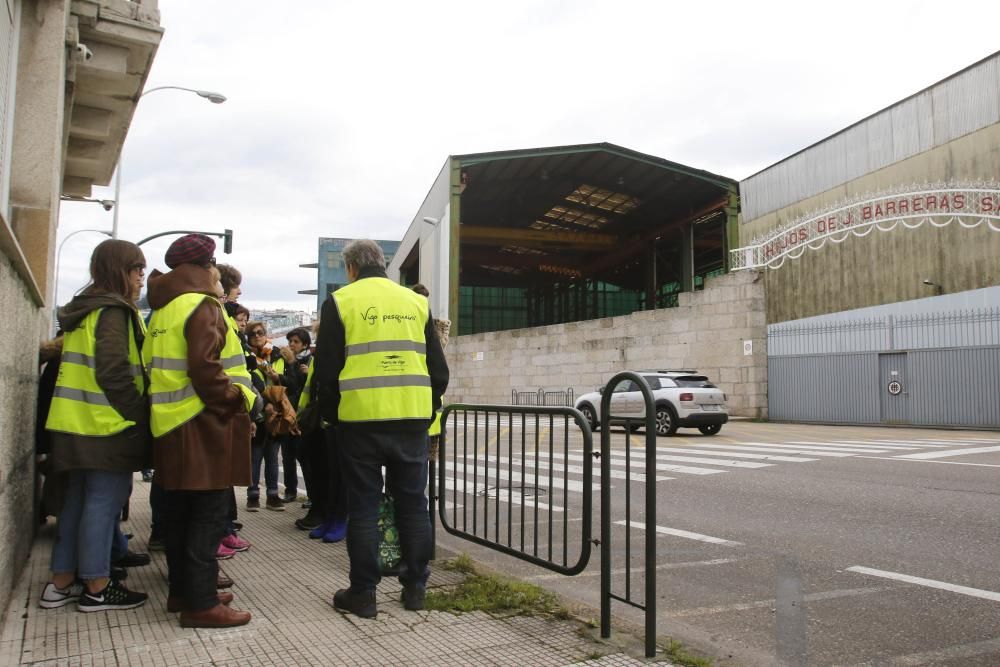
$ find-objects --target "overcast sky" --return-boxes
[56,0,1000,312]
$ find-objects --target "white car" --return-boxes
[575,370,728,436]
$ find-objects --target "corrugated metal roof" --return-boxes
[742,50,1000,223]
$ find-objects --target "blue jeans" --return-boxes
[338,428,431,593]
[111,523,128,561]
[249,436,279,498]
[50,469,133,580]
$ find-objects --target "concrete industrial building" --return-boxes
[0,0,161,616]
[390,53,1000,429]
[733,50,1000,427]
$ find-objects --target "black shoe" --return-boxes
[281,493,297,504]
[333,588,377,619]
[112,550,151,568]
[78,579,147,612]
[294,510,324,531]
[232,521,243,532]
[400,584,426,611]
[110,566,128,581]
[265,496,285,511]
[246,497,260,512]
[302,500,312,509]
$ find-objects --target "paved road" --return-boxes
[433,418,1000,666]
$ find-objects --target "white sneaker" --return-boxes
[39,581,84,609]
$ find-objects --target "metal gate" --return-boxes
[437,371,660,657]
[768,307,1000,427]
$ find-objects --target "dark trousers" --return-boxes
[306,426,347,522]
[164,489,228,612]
[149,479,165,539]
[339,427,431,592]
[281,436,310,496]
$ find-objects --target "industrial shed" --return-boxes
[389,142,739,335]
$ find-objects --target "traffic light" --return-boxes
[223,228,233,254]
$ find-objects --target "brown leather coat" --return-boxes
[146,264,251,490]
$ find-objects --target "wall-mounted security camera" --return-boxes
[74,43,93,62]
[100,199,114,211]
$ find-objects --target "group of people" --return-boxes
[38,234,449,627]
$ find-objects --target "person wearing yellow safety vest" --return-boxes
[40,240,151,613]
[143,233,253,629]
[317,239,449,620]
[267,326,312,504]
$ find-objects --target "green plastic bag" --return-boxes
[377,494,401,572]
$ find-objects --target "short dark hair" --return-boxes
[216,264,242,293]
[411,283,429,297]
[286,327,312,348]
[233,304,250,320]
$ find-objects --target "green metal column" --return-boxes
[680,223,694,292]
[724,188,739,272]
[449,159,462,334]
[644,243,657,309]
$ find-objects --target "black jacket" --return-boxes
[316,267,449,431]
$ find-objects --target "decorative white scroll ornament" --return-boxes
[730,183,1000,270]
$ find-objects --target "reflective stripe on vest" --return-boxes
[297,357,314,411]
[142,293,255,437]
[332,277,431,423]
[46,307,145,437]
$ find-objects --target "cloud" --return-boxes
[56,0,1000,312]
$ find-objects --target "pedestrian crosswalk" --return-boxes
[440,435,1000,505]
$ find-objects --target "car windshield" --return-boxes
[672,375,715,388]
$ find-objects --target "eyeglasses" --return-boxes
[249,330,265,337]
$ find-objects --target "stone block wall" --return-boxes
[0,255,44,617]
[445,270,768,418]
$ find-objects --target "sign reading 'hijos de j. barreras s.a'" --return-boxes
[731,184,1000,270]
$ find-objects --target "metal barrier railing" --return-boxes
[437,404,592,575]
[599,371,658,657]
[511,387,575,407]
[435,378,658,658]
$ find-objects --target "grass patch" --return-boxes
[660,638,713,667]
[427,556,563,617]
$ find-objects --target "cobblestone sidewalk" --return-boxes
[0,477,653,666]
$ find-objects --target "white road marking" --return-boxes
[895,445,1000,460]
[666,586,889,618]
[615,520,742,545]
[611,452,772,469]
[647,447,818,463]
[527,558,737,581]
[442,461,595,493]
[566,452,726,476]
[442,476,565,512]
[694,443,856,457]
[846,566,1000,602]
[460,454,672,482]
[777,441,890,453]
[811,440,923,449]
[855,456,1000,468]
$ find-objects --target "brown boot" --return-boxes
[179,603,251,628]
[216,573,234,589]
[166,591,234,613]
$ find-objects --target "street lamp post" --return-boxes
[111,86,227,239]
[52,228,112,331]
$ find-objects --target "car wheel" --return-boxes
[580,404,599,432]
[655,405,678,437]
[698,424,722,436]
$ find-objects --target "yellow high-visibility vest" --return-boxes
[46,307,146,437]
[298,357,314,412]
[332,277,431,423]
[143,293,254,437]
[429,408,442,436]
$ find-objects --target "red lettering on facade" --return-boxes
[939,195,950,211]
[913,197,924,212]
[874,204,884,218]
[862,205,872,220]
[926,195,937,210]
[898,199,909,214]
[885,201,896,215]
[953,194,965,210]
[984,197,994,213]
